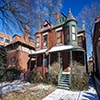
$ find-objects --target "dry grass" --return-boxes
[0,84,56,100]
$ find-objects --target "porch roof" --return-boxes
[31,48,47,55]
[49,45,74,53]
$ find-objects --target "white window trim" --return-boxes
[43,32,48,36]
[72,26,76,33]
[72,33,76,40]
[56,27,62,32]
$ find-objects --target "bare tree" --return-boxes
[0,0,62,36]
[77,2,100,57]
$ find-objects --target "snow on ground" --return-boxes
[0,76,99,100]
[0,80,31,95]
[42,86,99,100]
[0,80,52,97]
[42,77,99,100]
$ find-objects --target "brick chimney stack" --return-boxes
[54,13,59,21]
[25,25,30,34]
[95,17,100,21]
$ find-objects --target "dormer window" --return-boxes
[72,25,76,40]
[44,24,48,28]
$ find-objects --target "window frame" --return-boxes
[43,34,47,47]
[36,37,40,48]
[5,39,10,43]
[56,30,62,45]
[72,25,76,41]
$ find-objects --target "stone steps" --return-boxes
[58,73,71,90]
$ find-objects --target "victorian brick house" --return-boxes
[93,17,100,98]
[29,10,87,89]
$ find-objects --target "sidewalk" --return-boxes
[42,76,99,100]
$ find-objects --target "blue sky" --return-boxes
[61,0,100,17]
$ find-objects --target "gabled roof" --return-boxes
[6,40,35,50]
[55,13,67,25]
[12,34,21,38]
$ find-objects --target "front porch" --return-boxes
[29,46,86,89]
[49,50,86,89]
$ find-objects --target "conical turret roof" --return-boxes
[66,9,77,22]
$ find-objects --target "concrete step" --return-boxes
[57,85,70,90]
[60,81,70,84]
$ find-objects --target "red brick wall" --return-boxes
[93,22,100,50]
[7,49,30,72]
[7,50,18,68]
[17,50,29,71]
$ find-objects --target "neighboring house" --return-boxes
[0,26,35,72]
[93,17,100,98]
[29,10,87,89]
[93,17,100,78]
[0,32,12,46]
[88,56,93,74]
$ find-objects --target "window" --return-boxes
[78,36,83,47]
[72,26,76,33]
[36,37,40,48]
[0,37,4,41]
[66,26,69,40]
[72,26,76,40]
[72,34,76,40]
[56,31,62,44]
[44,24,48,28]
[43,35,47,47]
[5,39,10,43]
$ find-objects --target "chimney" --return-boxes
[25,25,30,34]
[95,17,100,21]
[54,13,59,21]
[82,20,85,30]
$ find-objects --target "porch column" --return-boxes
[58,52,61,68]
[84,52,86,72]
[70,50,73,68]
[42,54,45,77]
[29,57,31,71]
[43,54,44,67]
[48,54,51,74]
[36,55,37,67]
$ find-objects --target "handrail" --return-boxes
[58,66,62,85]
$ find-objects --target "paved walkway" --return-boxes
[42,76,99,100]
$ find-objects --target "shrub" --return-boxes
[71,73,89,91]
[6,67,22,81]
[26,71,34,83]
[0,67,22,82]
[26,70,43,83]
[0,67,6,81]
[43,73,58,85]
